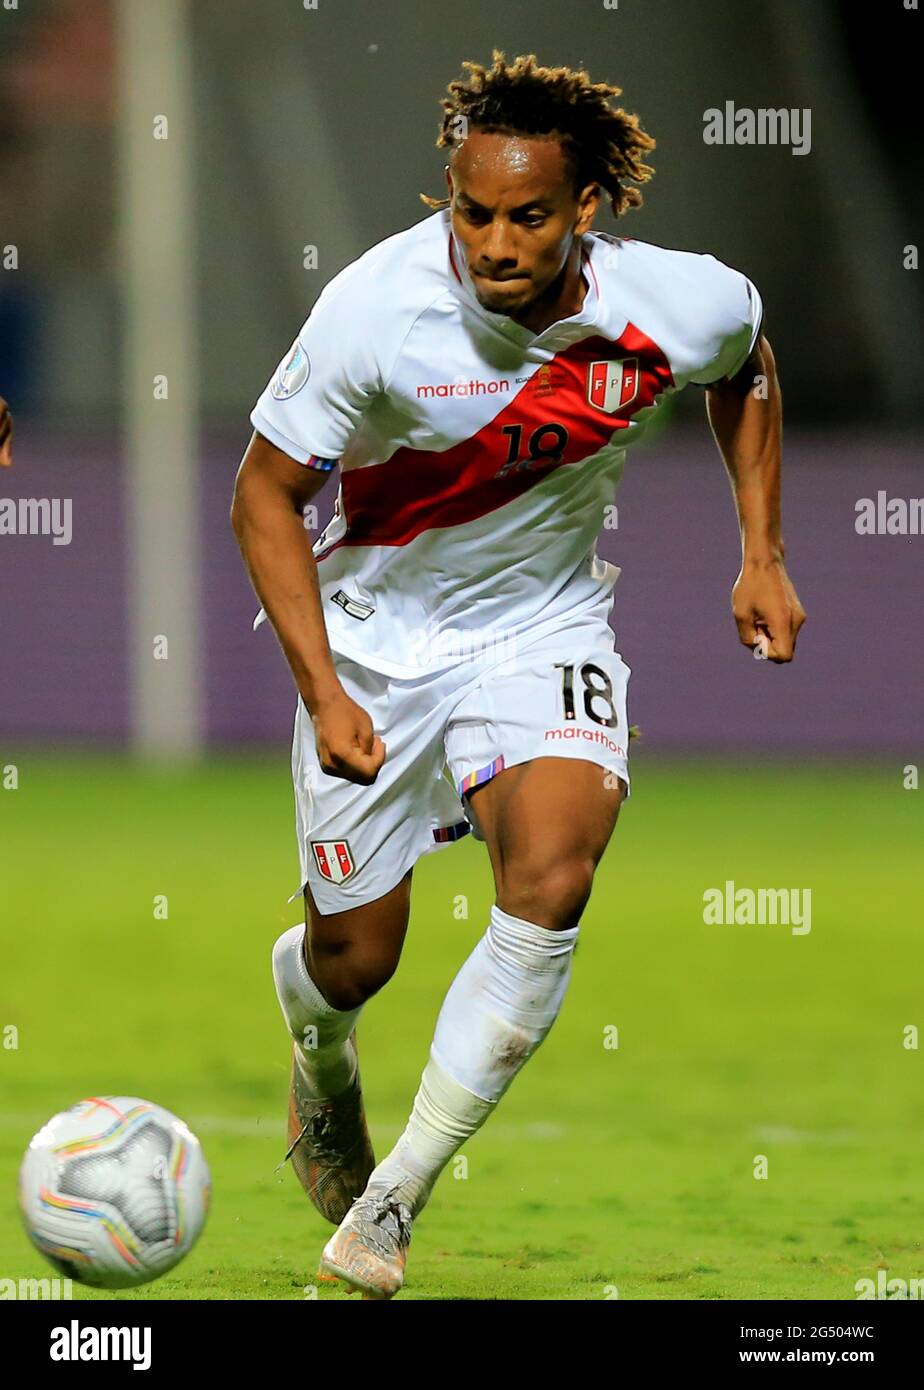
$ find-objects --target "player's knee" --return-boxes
[316,950,399,1011]
[498,856,596,931]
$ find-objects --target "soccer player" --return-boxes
[231,51,805,1299]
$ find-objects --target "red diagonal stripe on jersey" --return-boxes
[319,325,673,553]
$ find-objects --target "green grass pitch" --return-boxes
[1,753,921,1300]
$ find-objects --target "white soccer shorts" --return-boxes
[289,610,631,913]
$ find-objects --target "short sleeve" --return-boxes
[250,264,382,465]
[687,257,764,386]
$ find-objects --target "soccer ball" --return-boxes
[19,1096,210,1289]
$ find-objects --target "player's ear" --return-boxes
[575,182,601,234]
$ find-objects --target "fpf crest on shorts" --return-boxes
[311,840,356,883]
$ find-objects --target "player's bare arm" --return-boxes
[0,396,13,468]
[705,333,806,663]
[230,429,385,784]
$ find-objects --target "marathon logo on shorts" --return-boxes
[587,358,639,413]
[544,727,626,758]
[311,840,356,884]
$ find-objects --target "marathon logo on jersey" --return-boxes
[271,338,310,400]
[587,358,639,413]
[311,840,356,884]
[416,377,510,398]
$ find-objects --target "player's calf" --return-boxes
[272,924,362,1095]
[272,924,376,1223]
[343,903,581,1234]
[300,871,411,1010]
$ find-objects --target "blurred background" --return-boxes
[1,0,923,1303]
[0,0,921,754]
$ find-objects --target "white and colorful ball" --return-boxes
[19,1096,210,1289]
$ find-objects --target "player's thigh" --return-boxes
[468,756,625,896]
[446,621,631,924]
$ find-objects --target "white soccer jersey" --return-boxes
[251,208,762,676]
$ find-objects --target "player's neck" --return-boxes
[507,244,588,336]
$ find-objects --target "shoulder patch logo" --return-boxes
[311,840,356,884]
[271,338,310,400]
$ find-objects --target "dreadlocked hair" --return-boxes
[420,50,655,218]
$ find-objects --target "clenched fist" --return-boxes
[310,688,386,785]
[732,557,806,663]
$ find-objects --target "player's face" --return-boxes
[446,130,599,316]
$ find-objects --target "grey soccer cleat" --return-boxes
[317,1184,414,1299]
[281,1029,375,1226]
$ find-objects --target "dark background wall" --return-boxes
[0,0,920,752]
[1,0,921,427]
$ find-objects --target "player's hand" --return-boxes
[732,557,806,663]
[0,398,12,468]
[310,688,386,785]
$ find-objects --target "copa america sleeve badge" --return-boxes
[271,338,311,400]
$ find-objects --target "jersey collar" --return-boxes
[447,215,600,347]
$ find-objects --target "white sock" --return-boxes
[365,905,579,1213]
[271,924,360,1098]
